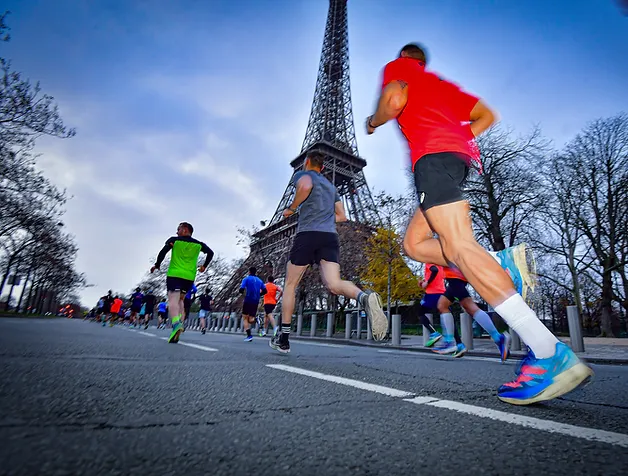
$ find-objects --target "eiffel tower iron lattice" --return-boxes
[215,0,379,309]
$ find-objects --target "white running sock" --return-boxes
[440,313,455,341]
[494,294,558,359]
[473,309,501,343]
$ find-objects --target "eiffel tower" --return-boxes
[215,0,378,308]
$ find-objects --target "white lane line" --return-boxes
[406,398,628,449]
[138,331,155,337]
[179,342,218,352]
[269,364,628,448]
[297,342,350,349]
[266,364,414,398]
[377,349,513,365]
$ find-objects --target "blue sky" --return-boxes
[2,0,627,306]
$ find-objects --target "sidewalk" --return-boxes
[289,333,628,365]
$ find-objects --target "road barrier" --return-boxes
[567,305,585,353]
[461,312,473,350]
[392,314,401,345]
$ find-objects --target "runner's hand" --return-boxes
[150,266,158,273]
[283,208,295,218]
[366,116,376,135]
[199,265,207,273]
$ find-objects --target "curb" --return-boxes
[288,335,628,366]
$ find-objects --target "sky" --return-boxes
[2,0,627,307]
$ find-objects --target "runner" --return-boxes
[150,222,214,344]
[183,283,197,329]
[417,263,445,347]
[365,43,592,404]
[270,151,388,354]
[157,299,168,329]
[129,287,144,328]
[260,275,282,337]
[142,290,156,329]
[198,289,213,334]
[101,291,113,326]
[110,296,123,325]
[240,267,267,342]
[432,266,511,361]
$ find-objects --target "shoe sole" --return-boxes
[268,339,290,354]
[366,293,388,341]
[498,362,594,406]
[432,346,457,355]
[168,328,182,344]
[453,349,467,358]
[425,334,442,348]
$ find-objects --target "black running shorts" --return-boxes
[166,276,194,293]
[444,278,471,302]
[242,301,258,317]
[289,231,340,266]
[414,152,470,211]
[264,303,276,314]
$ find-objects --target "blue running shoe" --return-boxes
[497,332,512,363]
[498,342,593,405]
[244,335,253,342]
[425,332,442,348]
[432,339,457,355]
[492,244,536,301]
[452,343,467,358]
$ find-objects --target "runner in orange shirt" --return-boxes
[432,266,511,361]
[261,276,283,337]
[109,296,123,325]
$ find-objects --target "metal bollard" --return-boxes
[367,314,373,341]
[392,314,401,346]
[460,312,474,350]
[326,312,334,338]
[567,305,585,353]
[423,313,434,347]
[356,311,363,339]
[230,312,237,333]
[345,312,352,339]
[509,328,522,351]
[310,314,317,337]
[297,313,303,336]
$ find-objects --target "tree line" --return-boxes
[0,12,86,314]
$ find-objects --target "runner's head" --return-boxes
[135,287,140,292]
[203,288,210,295]
[249,266,257,276]
[399,43,428,65]
[267,275,274,283]
[177,222,194,237]
[304,151,325,172]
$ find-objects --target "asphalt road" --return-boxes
[1,318,627,476]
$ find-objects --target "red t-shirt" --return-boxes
[443,266,466,281]
[424,263,445,295]
[381,57,481,170]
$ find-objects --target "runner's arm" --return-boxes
[260,283,267,297]
[368,81,408,130]
[200,243,214,267]
[469,100,496,137]
[334,200,347,223]
[423,265,439,288]
[288,174,313,211]
[154,238,175,269]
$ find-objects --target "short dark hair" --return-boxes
[307,151,325,169]
[399,43,428,64]
[267,275,274,283]
[180,222,194,234]
[249,266,257,275]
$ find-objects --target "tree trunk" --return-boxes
[600,267,615,337]
[16,270,30,313]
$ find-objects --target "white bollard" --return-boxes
[567,305,585,353]
[460,312,474,349]
[356,311,363,339]
[297,313,303,336]
[310,313,317,337]
[326,312,334,338]
[345,312,352,339]
[392,314,401,346]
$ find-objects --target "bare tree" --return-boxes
[561,114,628,336]
[465,126,550,251]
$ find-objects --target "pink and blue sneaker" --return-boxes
[498,342,593,405]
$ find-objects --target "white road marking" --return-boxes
[407,398,628,449]
[296,341,350,349]
[138,331,155,337]
[377,349,514,365]
[179,342,218,352]
[269,364,628,448]
[267,364,414,398]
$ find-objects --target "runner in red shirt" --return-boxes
[365,43,592,405]
[417,263,445,347]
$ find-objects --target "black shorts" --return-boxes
[264,303,276,314]
[158,311,167,319]
[131,305,141,313]
[414,152,469,211]
[289,231,339,266]
[184,298,192,311]
[102,305,110,314]
[242,301,258,317]
[444,278,470,302]
[166,276,194,293]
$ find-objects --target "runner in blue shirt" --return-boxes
[240,267,267,342]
